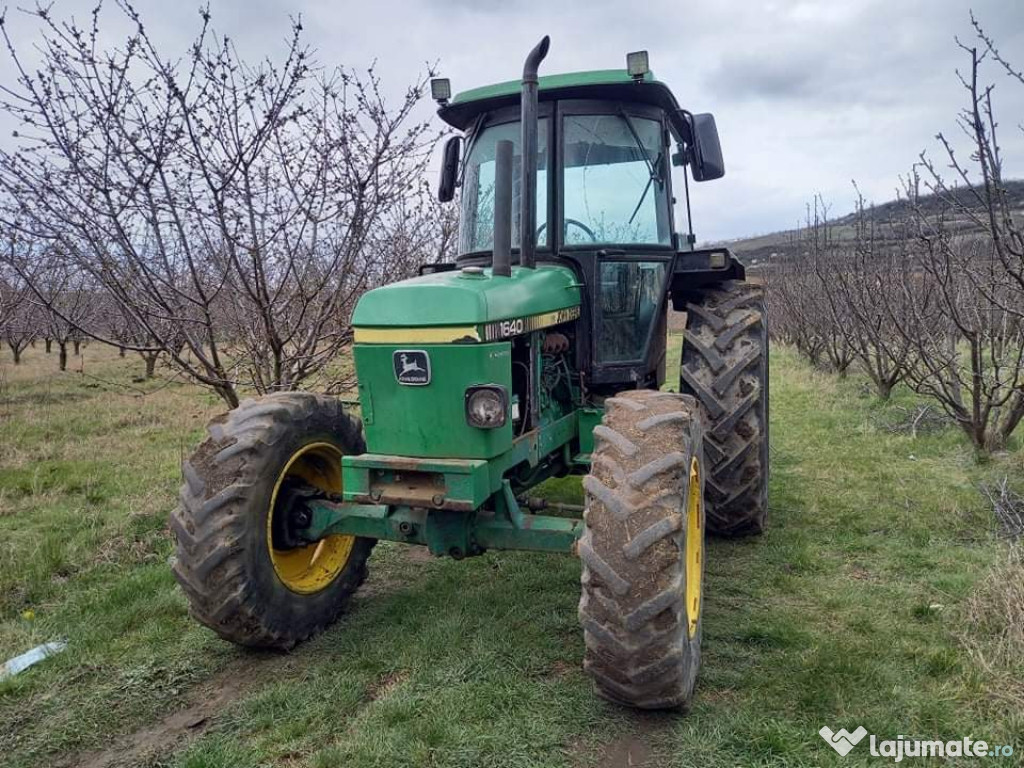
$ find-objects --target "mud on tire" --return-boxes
[170,393,375,649]
[579,390,705,710]
[679,281,768,537]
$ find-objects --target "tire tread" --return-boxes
[679,282,768,537]
[580,390,704,710]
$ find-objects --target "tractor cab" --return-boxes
[427,49,744,394]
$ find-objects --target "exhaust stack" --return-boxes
[519,36,550,270]
[492,139,513,278]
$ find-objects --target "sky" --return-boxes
[1,0,1022,242]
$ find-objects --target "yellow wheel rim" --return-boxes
[684,456,703,638]
[267,442,355,594]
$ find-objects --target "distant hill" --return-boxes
[717,179,1024,268]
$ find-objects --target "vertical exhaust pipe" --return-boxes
[492,139,513,278]
[520,36,550,270]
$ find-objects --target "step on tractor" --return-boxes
[171,38,768,711]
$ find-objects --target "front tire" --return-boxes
[579,390,705,710]
[170,393,375,649]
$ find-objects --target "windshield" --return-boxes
[562,114,670,246]
[459,120,549,254]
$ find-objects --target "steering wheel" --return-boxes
[536,218,598,244]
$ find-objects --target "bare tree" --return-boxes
[372,180,460,279]
[37,267,97,371]
[0,2,437,407]
[948,16,1024,317]
[885,178,1024,453]
[3,303,38,365]
[880,34,1024,453]
[816,192,913,398]
[99,298,176,378]
[0,257,34,363]
[767,199,854,376]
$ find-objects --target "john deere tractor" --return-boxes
[171,38,768,711]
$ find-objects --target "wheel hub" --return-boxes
[271,478,321,550]
[267,442,356,594]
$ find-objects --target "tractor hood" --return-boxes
[352,264,580,343]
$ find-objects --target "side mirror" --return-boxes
[438,136,461,202]
[689,113,725,182]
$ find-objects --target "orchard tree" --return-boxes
[0,261,34,364]
[883,33,1024,452]
[0,2,438,407]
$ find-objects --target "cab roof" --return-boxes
[437,69,685,132]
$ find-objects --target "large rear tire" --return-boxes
[579,390,705,710]
[679,281,768,537]
[170,393,375,649]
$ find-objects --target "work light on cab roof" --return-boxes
[430,49,652,106]
[172,36,770,715]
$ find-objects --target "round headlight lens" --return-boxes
[466,387,507,428]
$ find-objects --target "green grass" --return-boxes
[0,341,1021,767]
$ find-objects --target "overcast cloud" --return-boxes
[2,0,1022,241]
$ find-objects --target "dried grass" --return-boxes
[0,365,9,418]
[979,477,1024,539]
[960,542,1024,709]
[880,404,952,437]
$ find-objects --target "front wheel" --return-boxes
[579,390,705,710]
[170,393,375,649]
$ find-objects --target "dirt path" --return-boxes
[590,712,674,768]
[67,549,435,768]
[67,654,283,768]
[596,733,653,768]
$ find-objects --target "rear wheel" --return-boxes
[579,390,705,710]
[679,281,768,537]
[170,393,375,649]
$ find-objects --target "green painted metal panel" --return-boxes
[343,410,582,511]
[308,500,583,556]
[342,459,371,499]
[473,512,583,553]
[341,455,490,510]
[577,407,603,457]
[352,265,580,328]
[451,69,656,104]
[424,509,474,557]
[354,342,513,459]
[345,454,488,475]
[312,502,427,544]
[487,410,578,489]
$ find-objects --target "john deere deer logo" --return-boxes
[393,350,431,385]
[399,354,425,376]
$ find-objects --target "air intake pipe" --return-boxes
[519,36,550,270]
[492,139,513,278]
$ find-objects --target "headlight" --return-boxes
[465,385,508,429]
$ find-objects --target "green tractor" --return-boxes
[171,38,768,711]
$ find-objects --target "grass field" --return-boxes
[1,340,1022,767]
